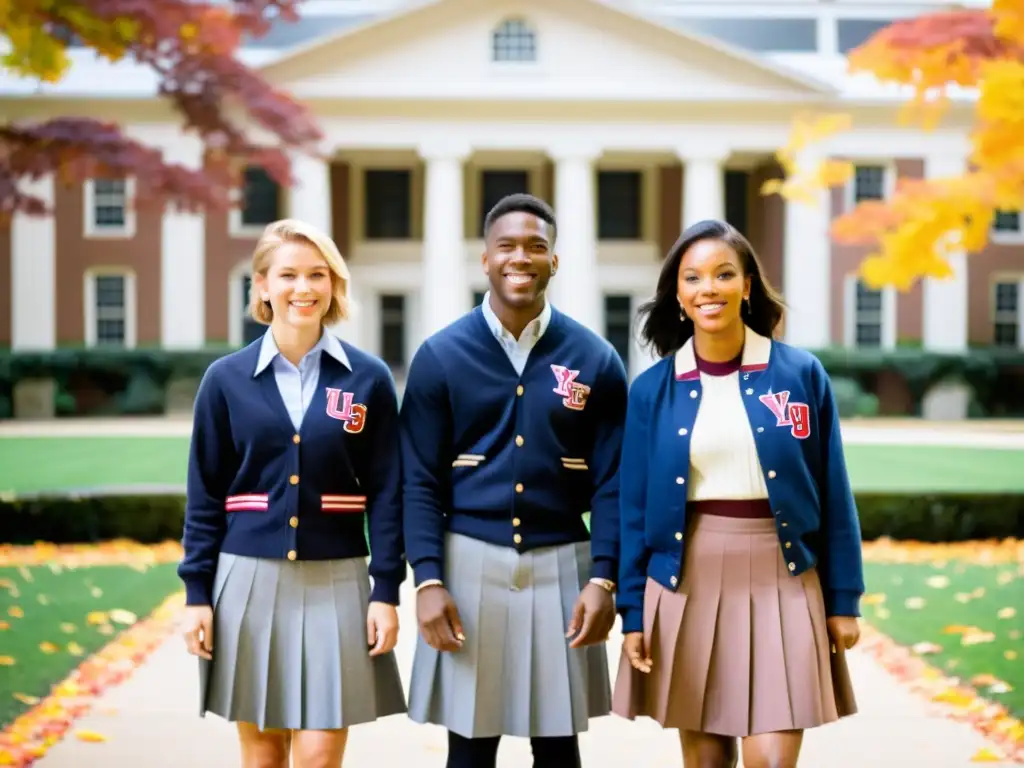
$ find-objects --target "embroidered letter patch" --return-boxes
[325,388,368,434]
[758,389,810,440]
[550,365,591,411]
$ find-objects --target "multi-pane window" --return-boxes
[994,281,1020,347]
[481,170,530,235]
[240,167,280,228]
[597,171,642,240]
[241,275,264,345]
[492,18,536,62]
[724,170,749,237]
[94,275,127,346]
[853,165,886,203]
[380,294,407,370]
[854,281,883,347]
[365,170,412,239]
[604,295,632,371]
[91,179,128,231]
[993,210,1022,236]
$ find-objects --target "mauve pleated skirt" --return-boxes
[406,532,611,739]
[611,514,857,737]
[198,552,407,731]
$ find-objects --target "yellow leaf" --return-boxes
[8,606,23,618]
[996,606,1016,619]
[972,587,986,598]
[98,623,115,636]
[926,575,951,589]
[996,571,1014,585]
[17,566,33,582]
[66,642,85,657]
[75,730,108,743]
[972,673,999,687]
[38,641,58,654]
[904,596,926,610]
[60,622,77,633]
[934,688,975,707]
[90,586,103,598]
[86,611,108,625]
[37,594,49,606]
[1004,650,1018,661]
[944,624,973,635]
[955,592,972,603]
[912,641,942,655]
[109,608,138,625]
[862,593,887,605]
[970,747,1005,762]
[12,692,39,705]
[1009,630,1022,641]
[0,656,15,666]
[0,621,8,631]
[961,630,996,646]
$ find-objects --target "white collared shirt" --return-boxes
[254,328,351,431]
[480,291,552,375]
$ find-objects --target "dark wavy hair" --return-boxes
[637,219,786,359]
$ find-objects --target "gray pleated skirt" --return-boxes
[198,552,407,731]
[407,532,611,739]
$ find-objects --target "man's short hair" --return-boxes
[483,193,557,244]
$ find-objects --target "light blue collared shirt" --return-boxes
[480,291,552,375]
[254,328,351,431]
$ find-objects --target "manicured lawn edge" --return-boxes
[0,591,184,768]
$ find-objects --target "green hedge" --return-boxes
[1,346,1024,418]
[1,492,1021,546]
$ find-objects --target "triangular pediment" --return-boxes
[260,0,834,102]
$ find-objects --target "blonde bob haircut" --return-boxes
[249,218,351,326]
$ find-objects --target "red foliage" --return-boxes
[0,0,324,221]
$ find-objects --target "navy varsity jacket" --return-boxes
[177,337,405,607]
[399,306,629,586]
[617,327,865,634]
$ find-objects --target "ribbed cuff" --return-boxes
[413,558,444,587]
[370,576,401,606]
[184,578,212,607]
[590,557,616,582]
[826,589,861,618]
[620,607,643,635]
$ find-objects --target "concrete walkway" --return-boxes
[34,581,1014,768]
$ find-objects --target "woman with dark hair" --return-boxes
[611,219,862,768]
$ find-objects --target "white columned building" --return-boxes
[681,148,727,229]
[11,175,56,351]
[420,141,471,336]
[922,152,969,353]
[289,152,333,237]
[782,149,832,349]
[159,132,206,349]
[549,144,602,332]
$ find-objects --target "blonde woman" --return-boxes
[178,219,407,768]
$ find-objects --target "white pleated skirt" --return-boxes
[198,552,407,731]
[406,532,611,739]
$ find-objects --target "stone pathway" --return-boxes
[33,580,1015,768]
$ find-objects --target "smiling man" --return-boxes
[400,193,629,768]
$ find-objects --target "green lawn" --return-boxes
[0,562,182,727]
[863,561,1024,716]
[0,436,1022,495]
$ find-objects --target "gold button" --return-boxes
[785,541,792,549]
[675,532,682,541]
[287,550,297,561]
[515,435,524,447]
[289,474,299,485]
[768,470,777,479]
[512,517,521,527]
[781,522,788,527]
[513,534,522,544]
[515,483,524,493]
[516,385,524,396]
[788,562,795,572]
[292,434,301,444]
[289,516,298,528]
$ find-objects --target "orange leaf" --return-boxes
[0,656,15,666]
[12,692,39,705]
[8,606,23,618]
[38,641,58,654]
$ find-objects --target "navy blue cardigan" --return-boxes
[177,337,405,607]
[400,306,628,586]
[618,328,865,634]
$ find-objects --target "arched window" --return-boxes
[491,18,536,62]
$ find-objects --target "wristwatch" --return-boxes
[589,577,616,593]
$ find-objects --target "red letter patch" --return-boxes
[550,365,591,411]
[758,389,810,440]
[325,388,368,434]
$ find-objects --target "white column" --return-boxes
[922,153,969,352]
[160,135,206,349]
[288,152,333,236]
[783,149,832,348]
[549,144,601,332]
[420,141,470,334]
[12,175,56,350]
[680,149,727,228]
